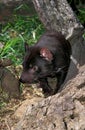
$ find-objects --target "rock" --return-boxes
[0,67,20,98]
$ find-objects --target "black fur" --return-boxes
[20,30,71,95]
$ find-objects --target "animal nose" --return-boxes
[19,78,25,83]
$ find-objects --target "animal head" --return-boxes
[19,43,54,84]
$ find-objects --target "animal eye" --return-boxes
[29,64,32,68]
[33,66,38,71]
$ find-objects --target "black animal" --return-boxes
[20,30,71,95]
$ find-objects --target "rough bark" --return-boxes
[32,0,85,83]
[14,65,85,130]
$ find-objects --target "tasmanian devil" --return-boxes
[19,30,71,95]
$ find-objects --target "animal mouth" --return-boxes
[19,78,39,84]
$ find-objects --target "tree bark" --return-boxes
[14,65,85,130]
[32,0,85,84]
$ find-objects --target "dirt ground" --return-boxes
[0,84,44,130]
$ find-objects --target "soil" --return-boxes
[0,84,44,130]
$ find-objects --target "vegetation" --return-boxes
[68,0,85,26]
[0,15,45,65]
[0,1,85,65]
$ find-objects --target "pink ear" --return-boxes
[40,48,53,61]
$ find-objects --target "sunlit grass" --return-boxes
[0,15,45,65]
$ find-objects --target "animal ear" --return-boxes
[24,43,29,52]
[40,48,53,62]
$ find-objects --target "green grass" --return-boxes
[68,0,85,26]
[0,15,45,65]
[78,8,85,25]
